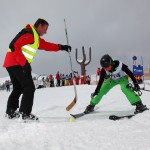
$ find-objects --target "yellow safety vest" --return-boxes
[8,25,39,63]
[22,25,39,63]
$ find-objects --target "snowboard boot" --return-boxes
[5,109,20,119]
[21,113,39,121]
[84,104,95,114]
[134,101,149,114]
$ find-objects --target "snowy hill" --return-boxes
[0,83,150,150]
[0,76,10,84]
[0,73,39,85]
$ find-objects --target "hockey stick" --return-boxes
[64,19,78,111]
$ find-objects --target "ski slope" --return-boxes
[0,81,150,150]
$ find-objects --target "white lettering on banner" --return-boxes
[134,69,142,73]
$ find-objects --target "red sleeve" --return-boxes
[14,33,34,66]
[38,38,60,52]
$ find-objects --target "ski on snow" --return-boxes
[109,114,135,120]
[70,112,136,120]
[70,112,135,120]
[70,109,149,121]
[70,107,100,119]
[109,109,149,120]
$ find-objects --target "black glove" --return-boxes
[134,83,140,91]
[60,45,71,52]
[22,62,31,74]
[91,92,98,98]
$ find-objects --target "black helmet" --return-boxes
[100,54,113,68]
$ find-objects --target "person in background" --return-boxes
[5,80,10,92]
[61,74,65,86]
[3,18,71,121]
[97,67,101,76]
[69,72,73,85]
[49,74,54,87]
[65,74,69,86]
[96,67,101,84]
[86,75,91,85]
[56,71,60,87]
[75,72,80,85]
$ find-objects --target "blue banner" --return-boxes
[133,65,144,75]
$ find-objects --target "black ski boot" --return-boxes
[134,101,149,114]
[22,113,39,121]
[84,104,95,114]
[5,109,20,119]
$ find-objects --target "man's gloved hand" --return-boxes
[22,62,31,74]
[134,83,140,91]
[60,45,71,52]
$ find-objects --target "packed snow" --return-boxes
[0,78,150,150]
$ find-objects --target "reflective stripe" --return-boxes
[22,45,36,53]
[6,25,39,64]
[21,25,39,63]
[22,51,34,59]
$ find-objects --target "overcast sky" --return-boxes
[0,0,150,77]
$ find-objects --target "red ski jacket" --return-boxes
[56,72,60,80]
[3,24,60,68]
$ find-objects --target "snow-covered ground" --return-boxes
[0,79,150,150]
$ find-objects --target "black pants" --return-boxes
[6,65,35,115]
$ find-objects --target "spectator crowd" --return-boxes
[35,71,91,89]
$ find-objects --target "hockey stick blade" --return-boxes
[70,112,85,119]
[66,96,77,111]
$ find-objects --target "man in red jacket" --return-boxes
[3,18,71,121]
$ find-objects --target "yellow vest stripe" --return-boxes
[21,25,39,63]
[22,51,34,59]
[22,45,37,53]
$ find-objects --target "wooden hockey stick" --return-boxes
[64,19,78,111]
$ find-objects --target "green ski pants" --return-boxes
[90,76,141,106]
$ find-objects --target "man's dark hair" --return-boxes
[34,18,49,28]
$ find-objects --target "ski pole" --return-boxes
[140,88,150,92]
[141,56,145,89]
[127,83,142,96]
